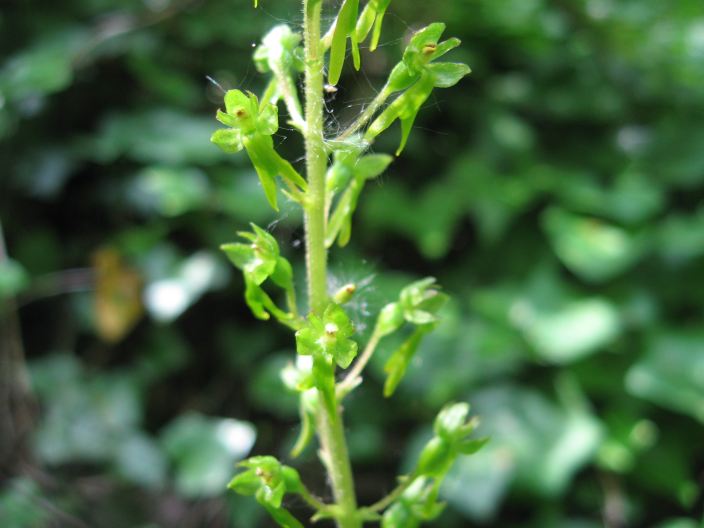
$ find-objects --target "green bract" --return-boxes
[365,23,471,154]
[383,326,429,397]
[328,0,361,86]
[211,90,306,210]
[355,0,392,51]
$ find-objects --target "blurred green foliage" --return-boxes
[1,0,703,526]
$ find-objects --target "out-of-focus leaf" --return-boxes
[93,248,143,343]
[128,165,210,217]
[440,441,515,522]
[512,296,621,364]
[542,207,648,283]
[87,109,228,165]
[248,353,298,417]
[555,170,664,225]
[655,519,700,528]
[161,412,256,498]
[144,251,228,322]
[626,330,704,423]
[0,478,50,528]
[657,206,704,264]
[0,30,85,104]
[113,433,168,489]
[428,384,602,521]
[29,355,142,465]
[596,407,658,473]
[132,327,189,386]
[13,147,77,199]
[507,267,622,363]
[0,258,29,301]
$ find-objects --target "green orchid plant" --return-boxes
[211,2,485,526]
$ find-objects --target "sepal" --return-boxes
[211,128,243,153]
[355,0,392,51]
[328,0,361,85]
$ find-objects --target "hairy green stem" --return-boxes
[297,480,330,513]
[337,85,391,141]
[365,473,417,513]
[302,0,328,315]
[272,63,306,131]
[302,1,359,527]
[338,328,382,397]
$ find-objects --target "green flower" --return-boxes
[398,277,448,325]
[375,277,448,337]
[416,403,487,477]
[365,23,471,154]
[254,25,304,75]
[295,303,358,369]
[221,224,295,322]
[381,477,444,528]
[229,456,305,528]
[325,137,393,247]
[375,277,449,396]
[211,90,306,210]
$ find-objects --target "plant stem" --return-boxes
[365,474,416,513]
[338,328,382,396]
[297,481,330,513]
[336,85,391,140]
[302,1,359,527]
[272,64,306,132]
[302,0,328,316]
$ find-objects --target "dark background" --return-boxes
[1,0,703,526]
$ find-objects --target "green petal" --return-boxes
[295,326,318,356]
[227,469,260,496]
[334,339,358,369]
[355,153,393,180]
[258,102,279,136]
[427,62,471,88]
[220,242,254,270]
[211,128,243,153]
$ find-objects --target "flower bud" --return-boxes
[333,283,356,304]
